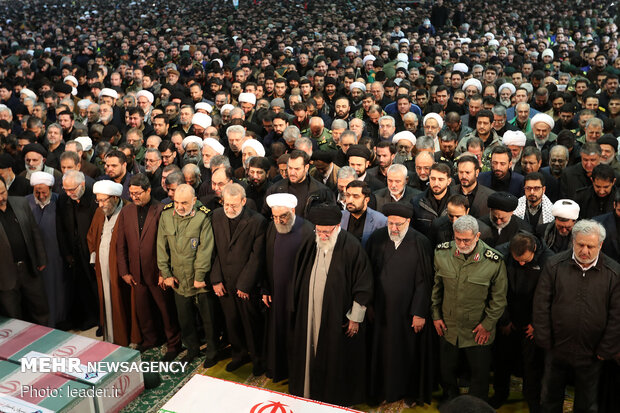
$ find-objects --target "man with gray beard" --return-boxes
[290,202,373,406]
[366,203,435,405]
[262,193,314,382]
[211,183,266,375]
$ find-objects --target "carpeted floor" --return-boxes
[120,345,572,413]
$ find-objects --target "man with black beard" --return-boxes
[453,155,495,218]
[536,199,580,253]
[478,146,525,198]
[340,180,387,246]
[211,183,266,375]
[411,163,453,237]
[181,136,203,166]
[480,192,532,247]
[262,193,314,382]
[245,156,271,212]
[263,113,289,148]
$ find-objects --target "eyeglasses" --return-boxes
[95,196,112,205]
[315,226,336,236]
[272,212,291,223]
[524,186,543,192]
[129,190,145,198]
[63,184,81,193]
[387,220,407,228]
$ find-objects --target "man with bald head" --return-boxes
[157,184,221,366]
[303,116,336,152]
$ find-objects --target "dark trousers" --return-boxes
[218,290,264,366]
[173,291,218,360]
[0,261,49,326]
[541,352,602,413]
[440,337,492,400]
[135,281,182,351]
[67,256,99,330]
[493,329,544,412]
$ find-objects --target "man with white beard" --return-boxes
[210,183,266,374]
[263,193,314,382]
[289,202,373,406]
[20,143,62,192]
[432,215,507,402]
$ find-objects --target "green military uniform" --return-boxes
[432,239,507,400]
[301,127,337,151]
[431,239,507,348]
[157,200,220,360]
[134,145,146,167]
[157,200,214,296]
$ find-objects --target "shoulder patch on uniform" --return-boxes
[484,249,500,261]
[437,242,451,250]
[199,205,211,215]
[163,202,174,210]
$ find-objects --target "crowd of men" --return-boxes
[0,0,619,411]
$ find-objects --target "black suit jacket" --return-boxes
[56,185,98,263]
[210,207,267,293]
[0,197,47,290]
[594,212,620,262]
[452,183,495,218]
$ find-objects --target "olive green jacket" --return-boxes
[431,240,507,348]
[157,201,214,297]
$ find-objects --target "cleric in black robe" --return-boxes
[480,192,532,247]
[365,203,436,405]
[262,193,314,382]
[289,202,373,407]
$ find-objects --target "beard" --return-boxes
[389,228,407,245]
[224,208,243,220]
[457,242,477,255]
[315,231,338,251]
[275,215,296,234]
[183,153,200,165]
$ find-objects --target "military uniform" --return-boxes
[431,239,508,400]
[156,200,220,361]
[301,127,337,151]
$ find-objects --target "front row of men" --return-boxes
[1,169,618,412]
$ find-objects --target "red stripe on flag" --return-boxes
[20,374,69,404]
[0,325,52,359]
[73,340,119,363]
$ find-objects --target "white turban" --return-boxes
[203,138,225,155]
[182,135,203,149]
[64,75,78,86]
[362,55,376,66]
[462,78,482,93]
[238,92,256,105]
[542,49,554,60]
[75,136,93,151]
[266,193,298,209]
[195,102,213,113]
[485,32,495,40]
[93,180,123,197]
[99,88,118,99]
[551,199,580,220]
[423,112,444,130]
[241,139,265,157]
[531,113,555,130]
[397,53,409,63]
[453,63,468,73]
[20,88,37,100]
[393,131,416,146]
[220,104,235,113]
[192,113,212,129]
[136,90,154,104]
[344,46,357,54]
[30,171,54,187]
[498,83,516,95]
[350,82,366,92]
[502,130,527,147]
[77,99,92,110]
[488,39,500,48]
